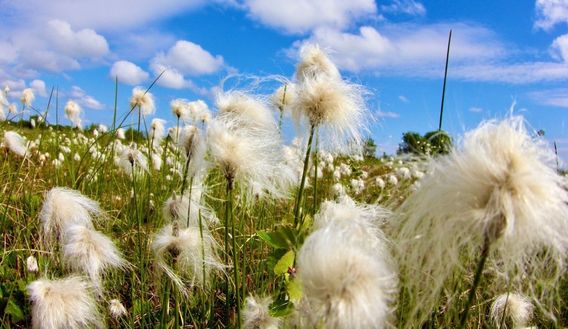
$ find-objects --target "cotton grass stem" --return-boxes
[225,176,242,328]
[459,234,491,328]
[294,124,315,227]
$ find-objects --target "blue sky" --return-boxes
[1,0,568,166]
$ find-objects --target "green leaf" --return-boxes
[257,231,289,249]
[274,250,295,276]
[269,298,295,317]
[5,298,24,322]
[286,279,302,303]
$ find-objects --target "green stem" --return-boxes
[312,129,319,215]
[227,177,242,328]
[293,124,315,227]
[458,235,491,328]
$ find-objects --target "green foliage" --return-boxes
[398,130,452,155]
[363,137,377,158]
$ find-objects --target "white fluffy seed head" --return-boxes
[130,87,155,115]
[27,255,39,273]
[393,116,568,326]
[39,187,104,246]
[117,144,148,177]
[3,131,29,157]
[296,44,340,82]
[216,91,276,130]
[27,276,102,329]
[152,224,223,292]
[297,224,397,329]
[490,293,533,329]
[171,99,190,121]
[188,99,210,123]
[21,88,35,106]
[162,189,218,228]
[242,295,280,329]
[109,299,128,319]
[64,100,83,129]
[116,128,125,140]
[292,76,367,152]
[150,118,167,147]
[272,83,296,111]
[61,225,127,290]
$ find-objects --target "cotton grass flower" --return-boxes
[4,131,29,157]
[109,299,127,319]
[21,88,35,107]
[61,224,127,290]
[242,295,280,329]
[150,118,167,147]
[392,116,568,326]
[188,99,210,123]
[163,190,218,227]
[490,293,533,329]
[297,224,397,329]
[152,224,223,291]
[130,87,155,116]
[27,255,39,273]
[216,91,276,130]
[171,99,190,121]
[272,83,296,111]
[64,100,83,129]
[117,144,148,177]
[27,276,102,329]
[116,128,125,140]
[39,187,104,246]
[295,44,340,82]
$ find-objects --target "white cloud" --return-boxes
[30,79,48,97]
[468,106,483,113]
[70,86,104,110]
[110,61,149,85]
[398,95,409,103]
[242,0,377,34]
[2,0,210,32]
[376,110,400,119]
[46,20,109,58]
[291,22,568,84]
[292,23,504,74]
[381,0,426,16]
[551,33,568,61]
[151,63,191,89]
[151,40,224,76]
[534,0,568,30]
[528,88,568,107]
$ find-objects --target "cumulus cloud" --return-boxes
[551,33,568,61]
[150,63,190,89]
[46,20,109,58]
[30,79,48,97]
[69,86,104,110]
[242,0,377,34]
[534,0,568,30]
[381,0,426,16]
[151,40,224,76]
[110,61,149,85]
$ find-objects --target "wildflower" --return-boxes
[27,276,102,329]
[39,187,104,245]
[8,103,17,114]
[27,255,39,273]
[3,131,29,157]
[152,224,223,291]
[332,183,345,196]
[116,128,125,140]
[393,116,568,327]
[295,44,340,82]
[216,91,276,130]
[178,125,208,178]
[350,178,364,194]
[109,299,128,319]
[387,175,398,186]
[292,76,366,151]
[272,83,296,112]
[297,224,396,328]
[171,99,190,121]
[490,293,533,329]
[74,153,81,161]
[21,88,35,107]
[129,87,155,115]
[375,177,385,189]
[150,118,167,147]
[242,295,280,329]
[30,118,36,128]
[163,190,218,228]
[188,99,210,124]
[117,144,148,177]
[64,100,83,129]
[61,224,127,290]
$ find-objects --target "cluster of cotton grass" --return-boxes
[392,116,568,328]
[27,187,128,328]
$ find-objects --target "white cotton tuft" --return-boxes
[272,83,296,112]
[117,143,148,177]
[61,224,127,290]
[490,293,533,329]
[242,295,280,329]
[129,87,155,115]
[64,100,83,129]
[171,99,190,121]
[393,116,568,326]
[39,187,104,246]
[4,131,29,157]
[150,118,167,147]
[109,298,128,319]
[295,44,340,82]
[27,276,102,329]
[216,91,276,130]
[21,88,35,107]
[27,255,39,273]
